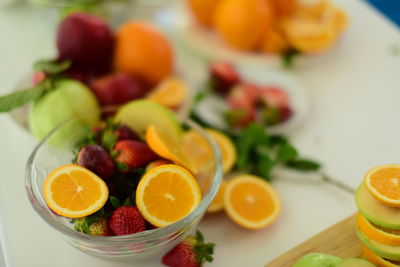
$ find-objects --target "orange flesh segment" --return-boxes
[369,167,400,200]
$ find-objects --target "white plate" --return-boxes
[170,3,342,70]
[195,67,309,135]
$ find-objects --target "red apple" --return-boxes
[56,12,114,74]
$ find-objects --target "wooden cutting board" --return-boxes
[265,214,361,267]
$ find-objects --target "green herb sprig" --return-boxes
[0,59,71,113]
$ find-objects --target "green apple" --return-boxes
[336,258,375,267]
[29,79,100,147]
[357,227,400,261]
[114,99,182,142]
[293,253,343,267]
[356,184,400,230]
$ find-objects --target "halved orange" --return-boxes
[147,77,188,108]
[363,245,400,267]
[43,164,109,218]
[136,164,202,227]
[357,213,400,246]
[365,164,400,207]
[207,179,228,213]
[224,175,281,229]
[182,129,236,174]
[146,125,195,172]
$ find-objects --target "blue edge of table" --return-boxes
[365,0,400,27]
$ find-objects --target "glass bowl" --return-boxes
[25,116,223,261]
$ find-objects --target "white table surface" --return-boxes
[1,1,400,266]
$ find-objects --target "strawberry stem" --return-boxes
[193,231,215,266]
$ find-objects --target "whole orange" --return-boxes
[214,0,273,51]
[113,22,174,85]
[187,0,223,27]
[260,29,289,54]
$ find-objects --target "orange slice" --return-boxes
[136,164,202,227]
[147,77,188,108]
[207,179,228,213]
[224,175,281,229]
[365,164,400,207]
[43,164,109,218]
[363,245,400,267]
[357,213,400,246]
[146,125,195,172]
[182,129,236,174]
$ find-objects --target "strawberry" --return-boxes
[115,124,139,141]
[74,216,111,236]
[109,206,146,235]
[90,73,147,107]
[162,231,215,267]
[226,85,256,126]
[113,140,157,171]
[145,159,171,172]
[210,62,240,95]
[263,105,293,126]
[258,87,289,108]
[77,144,115,179]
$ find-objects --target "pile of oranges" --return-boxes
[187,0,348,54]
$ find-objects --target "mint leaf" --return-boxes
[33,59,71,74]
[116,162,129,172]
[123,197,132,207]
[236,124,268,170]
[269,135,287,146]
[276,142,298,163]
[256,153,273,181]
[91,208,105,217]
[286,159,321,171]
[102,130,118,152]
[0,86,47,112]
[110,196,121,209]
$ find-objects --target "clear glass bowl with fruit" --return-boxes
[25,102,223,261]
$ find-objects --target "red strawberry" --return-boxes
[263,105,293,125]
[109,206,146,236]
[145,159,171,172]
[258,87,289,108]
[242,83,259,104]
[114,140,157,171]
[226,85,256,126]
[77,144,115,179]
[278,105,293,122]
[90,73,147,107]
[115,124,139,141]
[162,231,215,267]
[210,62,240,95]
